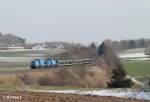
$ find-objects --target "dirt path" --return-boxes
[0,91,148,102]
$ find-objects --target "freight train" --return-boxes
[30,58,95,69]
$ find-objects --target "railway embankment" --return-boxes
[0,41,131,88]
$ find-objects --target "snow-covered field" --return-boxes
[118,53,150,61]
[119,53,148,58]
[32,89,150,101]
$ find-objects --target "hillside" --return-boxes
[0,33,25,47]
[0,41,130,88]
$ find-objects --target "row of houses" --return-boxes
[0,43,65,51]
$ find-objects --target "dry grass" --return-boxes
[0,65,111,88]
[0,75,24,85]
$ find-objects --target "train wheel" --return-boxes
[31,66,35,69]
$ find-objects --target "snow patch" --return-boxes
[119,53,148,58]
[46,89,150,101]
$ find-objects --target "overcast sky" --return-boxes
[0,0,150,44]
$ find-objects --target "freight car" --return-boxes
[30,58,95,69]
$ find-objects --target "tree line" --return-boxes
[108,39,150,52]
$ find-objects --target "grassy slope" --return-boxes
[118,48,150,77]
[122,60,150,77]
[0,84,80,91]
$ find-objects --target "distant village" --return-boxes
[0,33,82,51]
[0,42,66,51]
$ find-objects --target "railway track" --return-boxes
[0,63,96,75]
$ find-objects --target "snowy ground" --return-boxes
[119,53,148,58]
[118,53,150,61]
[32,89,150,101]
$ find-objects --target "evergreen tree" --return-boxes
[108,69,133,88]
[98,41,133,88]
[98,41,127,77]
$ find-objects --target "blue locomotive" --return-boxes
[31,58,58,69]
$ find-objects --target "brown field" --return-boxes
[0,91,148,102]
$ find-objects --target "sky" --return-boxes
[0,0,150,44]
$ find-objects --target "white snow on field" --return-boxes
[78,89,150,101]
[32,89,150,101]
[118,53,148,58]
